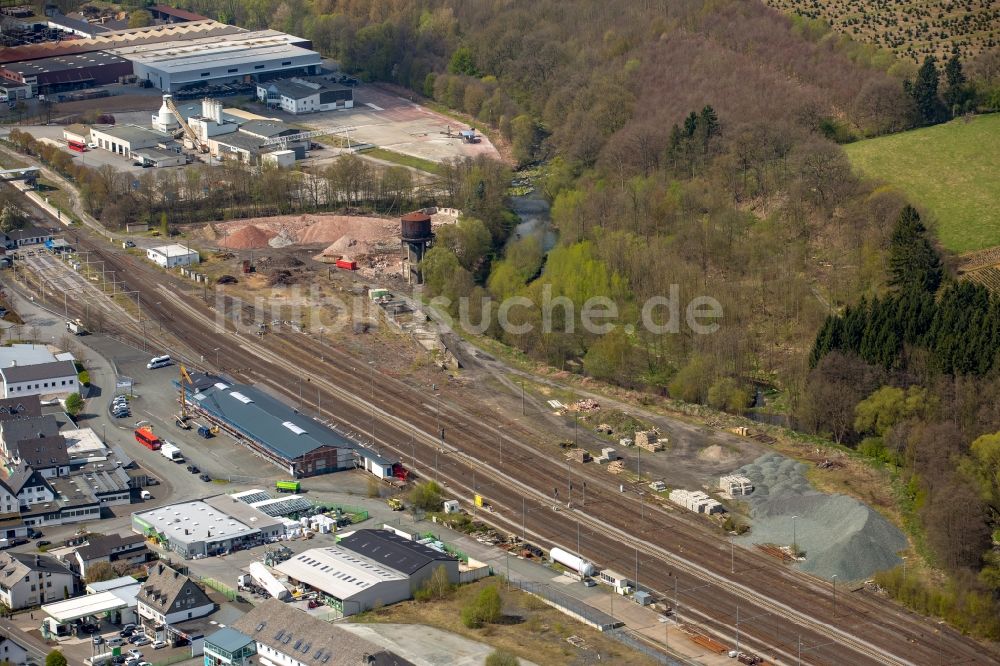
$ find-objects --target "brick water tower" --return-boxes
[401,210,434,284]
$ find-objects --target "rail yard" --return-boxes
[7,211,992,666]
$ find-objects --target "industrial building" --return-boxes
[109,30,321,92]
[180,373,400,478]
[0,20,320,95]
[146,244,199,268]
[256,76,354,114]
[276,545,410,615]
[337,528,460,593]
[131,496,283,558]
[0,51,132,95]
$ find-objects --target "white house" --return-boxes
[72,533,148,579]
[137,564,214,627]
[256,77,354,114]
[0,551,76,610]
[146,244,199,269]
[0,360,78,399]
[0,634,29,665]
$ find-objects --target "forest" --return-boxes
[34,0,1000,633]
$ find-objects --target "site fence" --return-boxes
[195,575,237,602]
[609,628,687,665]
[152,654,192,666]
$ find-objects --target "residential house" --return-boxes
[137,564,214,627]
[0,633,29,665]
[0,551,76,609]
[72,533,148,579]
[4,462,56,509]
[0,395,42,422]
[0,415,60,462]
[7,435,70,478]
[228,598,414,666]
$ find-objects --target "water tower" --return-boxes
[401,211,434,284]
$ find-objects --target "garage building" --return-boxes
[0,51,132,96]
[89,124,173,160]
[146,244,199,268]
[256,76,353,114]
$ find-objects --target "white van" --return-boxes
[140,490,152,500]
[146,355,171,369]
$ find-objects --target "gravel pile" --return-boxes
[734,453,906,581]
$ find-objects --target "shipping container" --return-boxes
[276,480,300,493]
[135,427,162,450]
[335,259,357,270]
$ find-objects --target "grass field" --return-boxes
[362,147,443,175]
[845,114,1000,254]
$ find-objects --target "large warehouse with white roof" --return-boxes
[109,30,322,92]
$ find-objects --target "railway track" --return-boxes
[29,227,994,665]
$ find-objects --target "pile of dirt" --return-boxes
[269,229,297,248]
[734,453,906,581]
[296,215,393,244]
[697,444,739,463]
[220,225,273,249]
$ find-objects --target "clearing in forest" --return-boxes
[844,113,1000,254]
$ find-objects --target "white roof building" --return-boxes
[146,244,199,269]
[276,545,410,615]
[132,498,282,558]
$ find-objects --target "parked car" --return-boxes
[119,625,135,638]
[35,540,51,548]
[186,465,199,474]
[151,640,167,650]
[124,240,136,248]
[10,537,27,546]
[131,635,150,646]
[199,474,212,482]
[127,649,143,660]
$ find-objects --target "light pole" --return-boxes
[213,346,220,369]
[832,574,838,616]
[731,535,735,574]
[901,556,907,583]
[520,380,525,415]
[791,515,798,558]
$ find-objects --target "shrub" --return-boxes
[409,480,443,511]
[64,392,83,416]
[461,584,503,628]
[485,649,520,666]
[78,370,90,387]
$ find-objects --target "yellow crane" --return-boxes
[164,95,208,153]
[176,365,194,428]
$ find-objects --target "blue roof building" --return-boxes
[179,374,398,478]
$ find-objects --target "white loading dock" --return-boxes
[146,244,200,269]
[276,546,410,615]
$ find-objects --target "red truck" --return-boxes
[135,427,162,451]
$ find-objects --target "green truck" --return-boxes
[276,480,301,493]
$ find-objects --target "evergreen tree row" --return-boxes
[810,206,1000,375]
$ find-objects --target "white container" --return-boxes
[550,546,595,577]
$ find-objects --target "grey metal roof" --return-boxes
[48,13,109,36]
[212,132,265,153]
[91,124,171,144]
[338,529,456,576]
[205,626,253,654]
[3,51,127,76]
[186,378,379,463]
[239,120,293,138]
[0,360,77,384]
